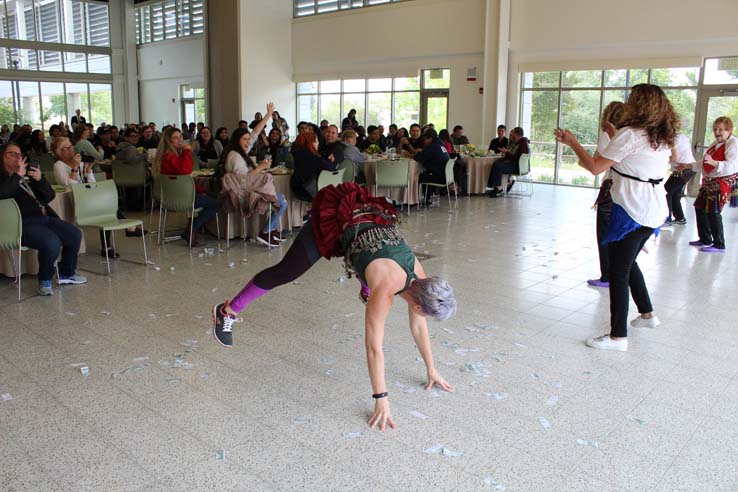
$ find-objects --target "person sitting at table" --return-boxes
[221,126,288,247]
[342,109,360,132]
[387,124,398,147]
[0,124,10,144]
[0,143,87,295]
[450,125,470,147]
[98,127,117,160]
[191,126,223,166]
[320,124,345,163]
[392,127,408,149]
[489,125,509,154]
[414,129,451,200]
[438,129,454,153]
[440,129,467,194]
[28,130,49,160]
[72,124,104,162]
[109,126,121,145]
[271,110,290,142]
[116,128,148,167]
[398,124,424,157]
[355,125,366,149]
[291,132,336,202]
[52,137,144,256]
[377,125,388,149]
[249,112,263,131]
[137,126,159,151]
[215,127,229,149]
[486,127,530,197]
[359,125,387,152]
[85,123,101,147]
[341,129,367,183]
[267,128,290,166]
[154,127,220,247]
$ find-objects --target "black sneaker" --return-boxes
[674,219,687,225]
[506,180,515,192]
[212,303,236,347]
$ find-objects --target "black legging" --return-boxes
[253,220,321,290]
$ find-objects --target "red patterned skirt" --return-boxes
[311,182,398,259]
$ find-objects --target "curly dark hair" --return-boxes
[620,84,679,149]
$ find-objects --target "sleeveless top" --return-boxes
[341,222,417,295]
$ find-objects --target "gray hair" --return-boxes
[408,276,457,321]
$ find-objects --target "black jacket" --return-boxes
[0,171,57,218]
[414,139,450,177]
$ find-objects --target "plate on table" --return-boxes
[192,169,215,177]
[51,185,68,193]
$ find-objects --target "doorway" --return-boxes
[691,88,738,194]
[420,92,448,129]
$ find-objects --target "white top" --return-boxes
[224,150,254,176]
[670,133,695,171]
[596,131,613,180]
[599,127,670,228]
[705,134,738,178]
[53,160,96,187]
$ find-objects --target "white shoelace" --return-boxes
[222,316,235,333]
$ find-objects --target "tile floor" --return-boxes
[1,184,737,492]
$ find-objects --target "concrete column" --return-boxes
[109,0,139,126]
[481,0,510,144]
[206,0,241,130]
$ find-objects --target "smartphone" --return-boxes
[27,162,39,170]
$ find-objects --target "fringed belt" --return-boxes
[696,173,738,213]
[343,224,405,279]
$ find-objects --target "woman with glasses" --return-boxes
[0,143,86,295]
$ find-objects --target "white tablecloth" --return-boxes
[466,156,501,194]
[363,158,421,205]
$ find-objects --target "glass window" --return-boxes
[151,3,164,41]
[650,67,700,87]
[562,70,601,88]
[178,0,191,36]
[604,70,627,88]
[368,78,392,92]
[664,89,697,137]
[89,83,112,125]
[423,69,450,89]
[367,92,391,127]
[342,93,365,126]
[520,90,558,183]
[140,5,151,43]
[17,80,41,127]
[559,90,600,186]
[86,1,109,46]
[320,94,340,125]
[40,81,66,129]
[36,0,61,43]
[297,94,317,123]
[295,0,315,17]
[190,0,204,34]
[703,57,738,85]
[522,72,559,89]
[343,79,365,93]
[317,0,339,13]
[295,0,407,18]
[8,48,38,70]
[394,76,419,91]
[38,50,63,71]
[163,0,177,39]
[87,53,111,74]
[393,91,419,129]
[297,81,318,94]
[0,81,16,124]
[628,69,649,86]
[702,96,738,145]
[63,50,86,72]
[320,80,340,93]
[61,0,85,45]
[65,82,89,123]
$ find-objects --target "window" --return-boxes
[135,0,204,45]
[294,0,407,18]
[519,67,700,187]
[703,57,738,85]
[296,75,421,131]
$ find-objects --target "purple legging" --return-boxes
[229,220,322,312]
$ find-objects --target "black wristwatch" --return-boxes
[372,392,388,399]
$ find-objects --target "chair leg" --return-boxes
[215,214,221,247]
[189,214,194,249]
[226,212,230,250]
[446,185,452,209]
[141,227,148,266]
[10,249,20,301]
[158,206,164,245]
[103,230,111,275]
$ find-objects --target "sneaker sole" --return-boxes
[211,304,232,348]
[256,236,278,247]
[57,279,87,285]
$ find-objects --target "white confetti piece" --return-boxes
[343,431,363,439]
[485,392,508,400]
[538,417,551,429]
[293,281,304,285]
[292,416,311,425]
[211,288,217,293]
[2,393,12,401]
[132,356,149,363]
[64,312,76,316]
[429,389,441,398]
[169,266,175,271]
[227,262,235,268]
[576,438,599,449]
[546,396,559,406]
[336,276,347,283]
[442,328,454,334]
[215,449,225,461]
[100,311,111,316]
[513,342,527,348]
[409,410,429,420]
[423,443,462,457]
[154,266,161,271]
[626,415,645,424]
[241,258,248,263]
[484,476,506,490]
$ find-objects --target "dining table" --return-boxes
[0,186,86,278]
[465,155,502,194]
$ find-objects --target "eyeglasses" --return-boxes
[60,146,74,151]
[4,151,22,158]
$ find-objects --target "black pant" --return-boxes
[453,158,468,194]
[595,203,611,282]
[253,219,321,290]
[695,207,725,249]
[608,227,654,338]
[664,175,688,221]
[488,158,518,189]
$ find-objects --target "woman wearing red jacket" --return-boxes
[154,127,220,246]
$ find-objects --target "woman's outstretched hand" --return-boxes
[553,128,577,147]
[368,398,395,431]
[425,368,454,392]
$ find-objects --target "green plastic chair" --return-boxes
[503,153,534,198]
[157,174,220,248]
[0,199,26,300]
[337,159,356,183]
[318,168,346,190]
[112,159,150,211]
[420,158,457,209]
[374,159,411,214]
[93,171,107,182]
[71,180,148,274]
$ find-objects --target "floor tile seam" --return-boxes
[0,419,68,490]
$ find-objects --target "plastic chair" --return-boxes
[420,158,457,209]
[503,154,534,198]
[71,180,148,274]
[93,171,107,182]
[112,160,150,211]
[374,159,411,214]
[337,159,356,183]
[0,199,26,301]
[318,168,346,190]
[157,174,220,248]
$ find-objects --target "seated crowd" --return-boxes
[0,103,520,297]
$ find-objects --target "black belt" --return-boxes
[611,167,663,187]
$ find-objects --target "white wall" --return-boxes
[291,0,488,144]
[239,0,295,131]
[137,36,205,127]
[505,0,738,123]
